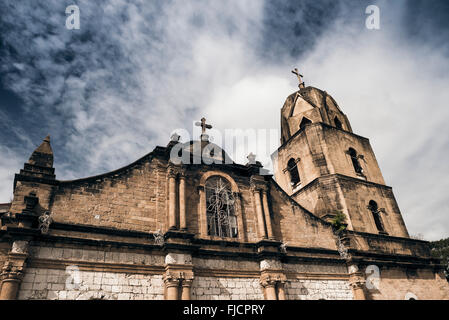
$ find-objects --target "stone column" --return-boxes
[179,173,187,230]
[164,277,180,300]
[277,282,286,300]
[253,189,267,239]
[265,285,277,300]
[0,241,29,300]
[260,278,277,300]
[181,279,193,300]
[261,190,274,240]
[233,192,245,242]
[198,186,207,236]
[164,253,194,301]
[348,265,367,300]
[350,280,366,300]
[168,169,177,230]
[0,276,21,300]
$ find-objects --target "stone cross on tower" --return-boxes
[195,117,212,141]
[292,68,305,89]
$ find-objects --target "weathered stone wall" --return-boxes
[49,158,168,233]
[273,123,386,197]
[9,181,55,217]
[273,124,327,195]
[366,267,449,300]
[285,279,353,300]
[322,125,385,185]
[269,183,338,250]
[28,245,165,266]
[17,244,166,300]
[192,277,264,300]
[18,268,164,300]
[193,257,260,272]
[337,176,408,237]
[0,242,10,268]
[294,175,409,237]
[282,261,348,274]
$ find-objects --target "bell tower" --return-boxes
[272,70,409,237]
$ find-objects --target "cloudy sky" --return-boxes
[1,0,448,240]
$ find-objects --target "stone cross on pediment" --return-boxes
[292,68,305,89]
[195,117,212,135]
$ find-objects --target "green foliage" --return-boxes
[430,237,449,282]
[330,212,347,235]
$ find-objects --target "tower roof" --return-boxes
[280,86,351,144]
[27,135,54,168]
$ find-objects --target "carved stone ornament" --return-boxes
[38,211,53,234]
[11,241,29,254]
[153,229,165,246]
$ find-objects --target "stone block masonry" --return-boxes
[18,268,164,300]
[285,280,353,300]
[192,277,264,300]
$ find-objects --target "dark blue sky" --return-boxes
[1,0,448,240]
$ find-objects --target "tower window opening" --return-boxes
[299,117,312,130]
[334,117,343,130]
[287,158,301,187]
[348,148,363,175]
[368,200,385,233]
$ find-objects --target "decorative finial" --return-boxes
[291,68,305,89]
[170,133,181,142]
[195,117,212,141]
[247,152,257,165]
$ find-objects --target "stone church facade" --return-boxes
[1,81,448,300]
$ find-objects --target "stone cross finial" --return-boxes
[195,117,212,135]
[292,68,305,89]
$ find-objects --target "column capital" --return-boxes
[348,271,367,291]
[259,273,286,288]
[349,280,366,290]
[167,168,177,179]
[250,184,260,193]
[181,278,194,288]
[250,180,268,193]
[1,261,25,282]
[163,274,180,288]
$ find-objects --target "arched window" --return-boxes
[368,200,385,233]
[205,176,238,238]
[299,117,312,130]
[334,117,343,130]
[348,148,363,174]
[287,158,301,186]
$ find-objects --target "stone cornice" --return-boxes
[1,224,440,271]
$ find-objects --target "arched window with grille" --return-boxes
[205,176,238,238]
[368,200,385,233]
[287,158,301,187]
[348,148,363,174]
